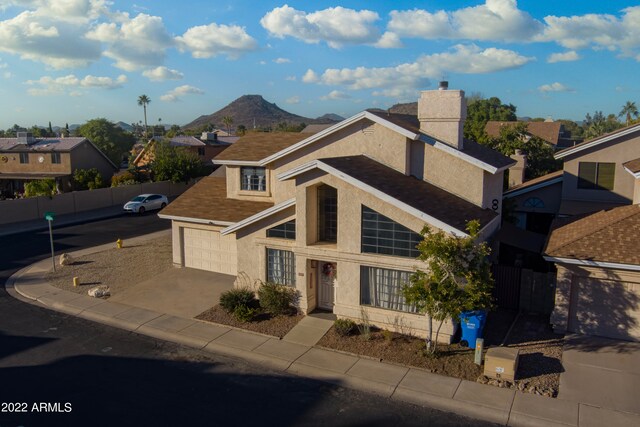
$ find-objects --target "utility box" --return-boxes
[484,347,519,381]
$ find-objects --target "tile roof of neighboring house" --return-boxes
[0,137,87,152]
[319,155,498,232]
[159,176,273,224]
[555,122,640,159]
[169,136,205,147]
[623,158,640,174]
[544,204,640,266]
[214,132,309,162]
[504,170,563,196]
[301,124,334,134]
[485,121,562,145]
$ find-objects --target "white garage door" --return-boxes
[569,277,640,341]
[183,227,237,275]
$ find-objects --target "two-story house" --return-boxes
[0,132,117,197]
[159,84,514,341]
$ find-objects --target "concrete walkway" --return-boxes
[6,242,640,426]
[283,315,334,346]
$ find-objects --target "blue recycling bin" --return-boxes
[459,310,487,349]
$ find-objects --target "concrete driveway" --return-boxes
[558,334,640,415]
[109,267,235,318]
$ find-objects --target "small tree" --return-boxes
[151,142,203,183]
[403,220,494,354]
[73,168,105,190]
[24,179,57,197]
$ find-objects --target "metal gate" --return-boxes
[491,264,556,314]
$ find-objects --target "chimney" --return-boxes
[418,82,466,150]
[509,149,527,187]
[17,132,35,145]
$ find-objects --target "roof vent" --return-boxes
[438,81,449,91]
[17,132,36,145]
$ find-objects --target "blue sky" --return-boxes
[0,0,638,128]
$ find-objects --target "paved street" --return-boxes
[0,214,494,426]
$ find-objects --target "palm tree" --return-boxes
[137,94,151,138]
[619,101,639,126]
[221,115,233,135]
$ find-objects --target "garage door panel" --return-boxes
[570,277,640,341]
[183,227,237,275]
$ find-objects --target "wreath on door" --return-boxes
[322,262,335,278]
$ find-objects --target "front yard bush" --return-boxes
[233,305,258,323]
[334,318,357,337]
[219,288,256,314]
[257,281,299,316]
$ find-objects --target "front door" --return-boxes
[318,262,336,310]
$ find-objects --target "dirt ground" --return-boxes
[47,236,173,296]
[196,305,303,338]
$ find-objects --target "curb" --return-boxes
[6,250,640,427]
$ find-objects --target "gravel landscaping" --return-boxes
[47,236,173,296]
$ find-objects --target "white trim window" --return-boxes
[360,266,416,312]
[266,248,295,286]
[241,166,266,191]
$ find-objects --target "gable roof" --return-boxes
[214,110,514,174]
[158,176,274,225]
[504,170,564,198]
[213,132,309,164]
[623,158,640,178]
[0,137,87,152]
[555,122,640,159]
[544,204,640,269]
[169,136,205,147]
[485,121,563,145]
[278,155,498,236]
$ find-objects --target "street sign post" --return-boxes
[44,211,56,271]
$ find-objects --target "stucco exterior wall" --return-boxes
[422,144,486,207]
[232,171,463,341]
[69,141,117,182]
[507,181,563,215]
[561,133,640,205]
[0,151,71,174]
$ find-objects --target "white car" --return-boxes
[123,194,168,214]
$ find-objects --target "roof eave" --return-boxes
[543,255,640,272]
[555,124,640,159]
[220,198,296,236]
[504,176,564,198]
[157,213,235,226]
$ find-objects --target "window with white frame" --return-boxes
[361,206,422,258]
[360,266,416,312]
[241,166,266,191]
[266,248,295,286]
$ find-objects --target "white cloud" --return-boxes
[388,0,543,42]
[4,71,11,78]
[373,31,403,48]
[87,13,174,71]
[321,90,351,100]
[285,75,296,81]
[25,73,127,95]
[176,22,258,59]
[547,51,580,63]
[286,96,300,104]
[539,7,640,59]
[305,45,533,96]
[160,85,204,102]
[274,57,291,64]
[261,5,384,48]
[142,66,183,81]
[538,82,574,93]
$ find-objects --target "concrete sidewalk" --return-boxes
[6,252,640,426]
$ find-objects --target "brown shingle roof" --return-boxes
[319,155,497,232]
[504,170,563,195]
[544,204,640,265]
[214,132,309,162]
[160,176,273,223]
[366,110,421,134]
[624,158,640,174]
[485,121,562,145]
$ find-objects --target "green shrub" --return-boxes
[334,318,357,337]
[111,171,138,187]
[233,305,258,323]
[219,288,256,314]
[257,281,299,316]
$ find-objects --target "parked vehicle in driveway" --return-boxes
[123,194,168,214]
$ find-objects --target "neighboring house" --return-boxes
[0,132,117,197]
[133,136,232,169]
[544,204,640,341]
[159,86,514,341]
[485,120,579,150]
[555,123,640,216]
